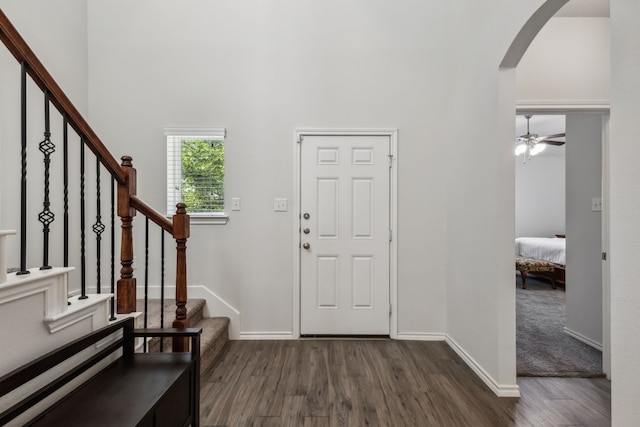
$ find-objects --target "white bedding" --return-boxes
[515,237,566,265]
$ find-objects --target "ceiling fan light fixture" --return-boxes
[530,142,546,156]
[514,115,565,163]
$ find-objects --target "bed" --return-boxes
[515,236,566,289]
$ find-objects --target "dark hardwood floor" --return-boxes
[200,340,611,427]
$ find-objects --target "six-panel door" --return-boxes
[300,134,390,335]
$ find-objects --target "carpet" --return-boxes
[516,275,604,377]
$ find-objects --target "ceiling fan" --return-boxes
[515,115,565,160]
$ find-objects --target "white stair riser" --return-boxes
[0,268,112,377]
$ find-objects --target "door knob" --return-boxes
[303,228,310,234]
[302,242,310,249]
[303,213,310,219]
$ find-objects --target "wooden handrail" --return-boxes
[130,195,173,234]
[0,9,126,184]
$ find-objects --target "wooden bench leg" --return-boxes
[520,270,527,289]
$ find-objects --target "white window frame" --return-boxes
[165,127,228,225]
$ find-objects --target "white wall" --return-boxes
[515,149,566,238]
[83,1,552,394]
[610,1,640,424]
[517,17,610,107]
[0,0,88,113]
[86,0,458,338]
[443,1,547,394]
[565,114,603,346]
[0,0,89,290]
[81,0,611,396]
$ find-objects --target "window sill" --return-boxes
[168,213,229,225]
[191,214,229,225]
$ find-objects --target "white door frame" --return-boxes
[293,128,398,339]
[601,114,611,378]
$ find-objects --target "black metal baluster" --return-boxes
[143,217,149,352]
[79,140,87,299]
[109,177,116,321]
[17,62,29,276]
[160,230,165,352]
[39,91,54,270]
[63,116,70,306]
[93,157,105,293]
[63,116,69,268]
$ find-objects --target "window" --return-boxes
[166,128,227,223]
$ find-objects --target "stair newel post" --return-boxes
[172,202,190,352]
[117,156,137,314]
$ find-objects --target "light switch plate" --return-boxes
[274,198,287,212]
[231,198,241,211]
[591,197,602,212]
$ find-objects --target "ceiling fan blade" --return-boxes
[539,140,565,146]
[538,133,565,140]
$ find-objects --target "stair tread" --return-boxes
[195,317,230,343]
[195,317,230,375]
[138,299,229,375]
[136,298,206,328]
[146,316,230,375]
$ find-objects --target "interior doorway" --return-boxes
[514,113,607,377]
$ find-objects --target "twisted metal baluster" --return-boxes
[63,116,70,306]
[63,115,69,268]
[39,91,55,270]
[93,157,105,293]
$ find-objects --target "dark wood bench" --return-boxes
[0,317,201,427]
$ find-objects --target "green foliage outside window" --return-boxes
[180,139,224,213]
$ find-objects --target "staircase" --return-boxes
[1,240,229,382]
[1,228,230,384]
[0,6,230,391]
[1,230,101,379]
[138,298,229,375]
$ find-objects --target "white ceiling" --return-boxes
[555,0,609,17]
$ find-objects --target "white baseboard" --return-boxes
[396,332,446,341]
[445,335,521,398]
[188,286,241,340]
[239,332,294,340]
[564,327,603,351]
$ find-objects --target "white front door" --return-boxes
[300,134,390,335]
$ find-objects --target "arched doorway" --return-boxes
[498,0,610,381]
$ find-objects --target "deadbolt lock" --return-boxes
[303,213,310,219]
[303,228,310,234]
